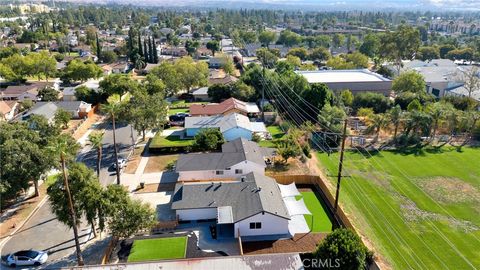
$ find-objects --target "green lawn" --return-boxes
[127,237,187,262]
[317,147,480,269]
[258,126,286,148]
[150,134,194,148]
[297,191,333,232]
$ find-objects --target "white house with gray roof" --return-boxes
[184,113,267,141]
[172,172,291,238]
[175,138,275,181]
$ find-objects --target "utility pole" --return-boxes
[333,118,348,230]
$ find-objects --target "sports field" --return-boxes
[317,147,480,269]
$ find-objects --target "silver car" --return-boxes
[5,250,48,267]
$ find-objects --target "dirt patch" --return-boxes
[0,184,47,238]
[266,157,310,176]
[417,177,480,205]
[144,154,178,173]
[242,233,326,255]
[399,196,479,233]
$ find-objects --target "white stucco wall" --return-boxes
[178,161,265,181]
[234,212,290,238]
[177,208,217,221]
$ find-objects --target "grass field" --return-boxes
[317,147,480,269]
[258,126,286,148]
[127,237,187,262]
[150,134,194,148]
[297,191,333,233]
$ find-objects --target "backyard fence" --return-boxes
[269,174,380,270]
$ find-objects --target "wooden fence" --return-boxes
[270,174,380,270]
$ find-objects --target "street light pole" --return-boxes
[333,118,348,230]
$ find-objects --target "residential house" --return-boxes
[0,100,19,121]
[140,63,160,75]
[296,69,392,96]
[0,84,40,101]
[172,172,312,238]
[62,79,101,102]
[208,75,238,85]
[184,113,267,140]
[191,87,211,101]
[190,97,260,117]
[109,62,129,74]
[391,59,478,98]
[175,138,275,181]
[22,101,93,122]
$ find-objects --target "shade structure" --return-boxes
[278,183,301,198]
[285,198,312,216]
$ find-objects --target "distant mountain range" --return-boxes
[40,0,480,11]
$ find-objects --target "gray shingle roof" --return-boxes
[171,172,290,222]
[176,138,269,172]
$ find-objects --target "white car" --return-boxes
[5,250,48,267]
[113,158,127,169]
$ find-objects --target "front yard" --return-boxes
[127,237,187,262]
[150,134,195,149]
[317,147,480,269]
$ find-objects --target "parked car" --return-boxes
[113,158,127,169]
[3,250,48,267]
[169,113,190,126]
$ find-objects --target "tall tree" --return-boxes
[148,36,153,64]
[138,34,143,58]
[152,36,158,63]
[88,132,104,177]
[126,89,168,141]
[143,40,149,63]
[388,105,403,140]
[96,32,101,60]
[47,134,84,266]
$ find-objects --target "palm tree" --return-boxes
[367,113,389,142]
[388,105,402,141]
[426,102,451,142]
[88,132,104,178]
[47,134,84,266]
[101,94,123,185]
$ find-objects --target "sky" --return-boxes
[58,0,480,10]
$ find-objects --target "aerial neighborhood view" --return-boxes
[1,0,480,269]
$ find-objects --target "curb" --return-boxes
[0,195,49,249]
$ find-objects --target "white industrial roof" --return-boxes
[296,69,390,83]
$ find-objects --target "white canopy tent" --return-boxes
[278,183,301,198]
[284,198,312,216]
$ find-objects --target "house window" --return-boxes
[235,169,243,174]
[225,167,231,170]
[216,170,223,175]
[249,222,262,229]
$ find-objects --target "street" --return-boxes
[0,122,137,268]
[78,122,137,186]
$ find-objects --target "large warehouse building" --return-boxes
[296,69,392,96]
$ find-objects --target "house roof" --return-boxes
[176,137,271,172]
[296,69,391,83]
[2,84,39,95]
[23,101,90,120]
[0,100,15,115]
[189,97,258,116]
[192,87,209,96]
[184,113,266,133]
[171,172,290,222]
[208,75,238,85]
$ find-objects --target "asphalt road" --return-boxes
[1,123,137,268]
[78,122,137,186]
